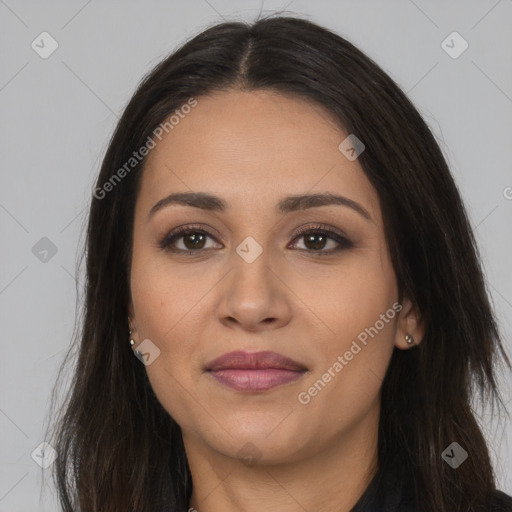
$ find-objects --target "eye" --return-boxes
[158,224,220,253]
[289,223,353,255]
[158,223,353,255]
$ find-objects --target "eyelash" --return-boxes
[157,223,354,256]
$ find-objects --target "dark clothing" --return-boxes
[492,492,512,512]
[350,454,512,512]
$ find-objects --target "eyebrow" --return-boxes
[148,191,373,222]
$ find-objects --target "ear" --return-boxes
[394,297,425,350]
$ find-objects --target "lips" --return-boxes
[205,350,308,392]
[205,350,307,372]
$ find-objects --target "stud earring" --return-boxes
[405,334,414,345]
[129,326,135,347]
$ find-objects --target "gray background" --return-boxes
[1,0,511,509]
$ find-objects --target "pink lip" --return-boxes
[205,350,308,392]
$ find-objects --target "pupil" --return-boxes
[305,234,325,250]
[185,233,205,250]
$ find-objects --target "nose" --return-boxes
[214,251,293,333]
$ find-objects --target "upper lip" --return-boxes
[205,350,307,371]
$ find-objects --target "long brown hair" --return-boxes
[45,14,511,511]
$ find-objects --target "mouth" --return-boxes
[204,350,308,392]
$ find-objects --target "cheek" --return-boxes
[129,248,210,412]
[296,311,397,436]
[130,242,194,339]
[294,245,398,409]
[130,270,200,372]
[290,242,397,345]
[130,258,204,426]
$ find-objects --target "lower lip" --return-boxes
[207,368,306,391]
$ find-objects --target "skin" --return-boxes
[128,89,424,512]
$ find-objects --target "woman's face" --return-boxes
[129,89,418,465]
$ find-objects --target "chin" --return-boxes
[198,414,313,465]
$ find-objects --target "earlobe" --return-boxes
[395,297,425,350]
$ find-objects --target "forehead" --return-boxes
[137,90,379,220]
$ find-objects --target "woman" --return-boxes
[46,14,512,512]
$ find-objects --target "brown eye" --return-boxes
[180,232,207,250]
[297,232,336,251]
[290,224,354,254]
[159,227,220,253]
[158,223,353,256]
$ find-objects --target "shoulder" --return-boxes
[489,490,512,512]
